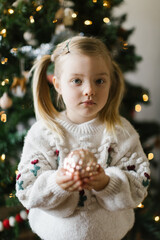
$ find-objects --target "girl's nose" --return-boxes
[83,82,95,97]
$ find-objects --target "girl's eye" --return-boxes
[96,79,104,85]
[72,79,82,85]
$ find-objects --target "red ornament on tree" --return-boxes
[3,219,10,229]
[15,214,23,223]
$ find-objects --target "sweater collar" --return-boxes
[55,111,105,135]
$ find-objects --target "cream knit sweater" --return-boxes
[16,112,150,240]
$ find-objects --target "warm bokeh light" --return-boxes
[135,104,142,112]
[148,153,154,160]
[137,203,144,208]
[143,94,149,102]
[1,154,6,161]
[84,20,93,25]
[72,13,77,18]
[8,9,14,14]
[154,216,160,222]
[36,5,43,11]
[103,17,110,23]
[30,16,35,23]
[53,19,58,23]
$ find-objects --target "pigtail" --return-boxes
[31,55,63,136]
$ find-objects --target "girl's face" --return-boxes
[53,54,111,124]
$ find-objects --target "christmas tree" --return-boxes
[0,0,160,239]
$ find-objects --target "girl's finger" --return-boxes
[68,180,82,192]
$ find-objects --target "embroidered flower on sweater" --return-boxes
[17,180,24,190]
[127,165,136,171]
[55,149,60,166]
[78,190,87,207]
[16,173,21,180]
[142,172,150,187]
[16,174,24,190]
[30,159,41,177]
[106,147,112,166]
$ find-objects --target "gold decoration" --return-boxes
[11,76,27,97]
[1,113,7,122]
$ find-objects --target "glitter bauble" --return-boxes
[64,149,99,178]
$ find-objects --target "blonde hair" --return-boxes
[32,36,125,136]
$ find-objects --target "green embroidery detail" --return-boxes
[142,179,149,187]
[18,180,24,190]
[57,155,60,165]
[107,155,112,166]
[78,190,87,207]
[30,164,41,177]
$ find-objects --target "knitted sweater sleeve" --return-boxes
[16,122,79,217]
[92,118,150,211]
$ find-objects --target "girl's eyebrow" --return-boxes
[70,72,109,77]
[96,73,109,76]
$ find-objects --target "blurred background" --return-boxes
[0,0,160,239]
[114,0,160,124]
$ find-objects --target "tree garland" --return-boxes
[0,209,28,232]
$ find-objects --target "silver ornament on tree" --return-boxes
[0,92,13,109]
[23,31,38,47]
[64,149,99,178]
[64,8,74,26]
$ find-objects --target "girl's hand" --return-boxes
[82,166,110,191]
[56,168,83,192]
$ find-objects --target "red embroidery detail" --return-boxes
[127,165,135,171]
[16,173,21,180]
[144,172,150,179]
[108,147,112,152]
[55,150,59,156]
[31,159,39,164]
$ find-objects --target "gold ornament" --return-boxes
[11,76,27,97]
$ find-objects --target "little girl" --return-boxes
[16,36,150,240]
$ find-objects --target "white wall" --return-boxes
[114,0,160,123]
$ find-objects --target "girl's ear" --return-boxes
[52,76,62,94]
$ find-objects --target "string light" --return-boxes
[143,94,149,102]
[1,81,5,86]
[103,1,111,8]
[36,5,43,11]
[135,104,142,112]
[11,48,18,54]
[9,193,14,198]
[53,19,58,23]
[0,29,7,35]
[93,0,97,2]
[154,216,160,222]
[137,203,144,208]
[15,170,19,175]
[84,20,93,25]
[1,113,7,122]
[30,16,35,23]
[1,58,8,65]
[148,153,154,160]
[8,9,14,14]
[72,13,77,18]
[1,78,9,86]
[103,17,110,23]
[4,78,9,84]
[1,154,6,161]
[123,42,128,50]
